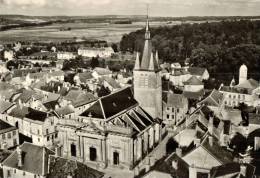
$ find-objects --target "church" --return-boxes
[133,17,162,119]
[57,17,165,170]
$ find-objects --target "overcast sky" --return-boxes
[0,0,259,16]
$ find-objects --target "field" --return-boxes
[0,21,175,43]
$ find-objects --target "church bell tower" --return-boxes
[133,13,162,119]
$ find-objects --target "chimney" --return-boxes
[17,146,23,168]
[194,138,200,147]
[208,136,213,147]
[55,147,59,157]
[176,147,182,157]
[208,115,214,135]
[240,164,247,177]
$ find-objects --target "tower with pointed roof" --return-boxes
[133,14,162,119]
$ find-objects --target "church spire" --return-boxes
[148,52,155,71]
[134,52,140,70]
[145,5,150,40]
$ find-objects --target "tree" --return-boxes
[97,85,111,97]
[111,43,118,53]
[90,57,99,69]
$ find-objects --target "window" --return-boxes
[2,134,5,140]
[172,108,174,112]
[167,114,170,119]
[46,129,49,135]
[47,136,50,141]
[229,94,231,98]
[7,133,11,139]
[177,109,179,113]
[38,138,40,142]
[89,147,97,161]
[55,133,58,138]
[238,95,240,99]
[7,170,10,177]
[13,131,16,136]
[113,151,119,165]
[37,130,40,135]
[71,143,76,157]
[13,139,17,146]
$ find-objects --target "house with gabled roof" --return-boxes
[2,142,54,178]
[1,105,59,147]
[58,87,164,170]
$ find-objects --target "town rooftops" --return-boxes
[235,78,258,89]
[81,87,138,119]
[210,163,255,178]
[0,120,16,134]
[188,67,207,76]
[2,142,54,176]
[163,92,187,108]
[198,89,224,107]
[183,76,203,85]
[48,155,104,178]
[183,89,204,100]
[64,89,96,108]
[9,106,52,122]
[93,67,112,76]
[101,76,121,89]
[0,99,15,114]
[78,72,93,83]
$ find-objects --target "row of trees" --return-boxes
[120,20,260,84]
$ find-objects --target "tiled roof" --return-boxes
[163,92,187,108]
[183,89,204,100]
[78,72,93,83]
[93,67,112,76]
[201,135,234,164]
[198,89,223,107]
[0,99,14,114]
[235,78,258,89]
[2,142,54,176]
[210,163,255,178]
[188,67,206,76]
[183,76,203,85]
[48,155,104,178]
[101,76,121,89]
[64,90,96,107]
[55,105,74,116]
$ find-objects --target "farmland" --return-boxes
[0,21,174,43]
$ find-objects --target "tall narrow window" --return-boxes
[113,151,119,165]
[71,143,76,157]
[89,147,97,161]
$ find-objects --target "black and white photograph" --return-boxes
[0,0,260,177]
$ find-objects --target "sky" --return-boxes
[0,0,259,16]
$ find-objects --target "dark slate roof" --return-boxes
[163,92,186,108]
[183,90,204,100]
[0,149,12,163]
[201,136,234,164]
[198,89,223,107]
[0,99,14,114]
[43,100,60,111]
[0,120,16,134]
[25,108,51,122]
[48,155,104,178]
[81,87,138,119]
[2,142,54,176]
[188,67,207,76]
[210,163,255,178]
[101,76,121,89]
